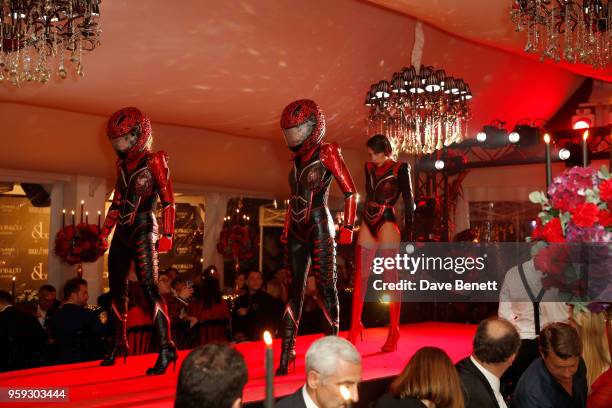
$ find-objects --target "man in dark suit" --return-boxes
[513,323,588,408]
[277,336,361,408]
[49,278,103,364]
[232,271,278,341]
[456,317,520,408]
[18,284,60,330]
[0,290,46,372]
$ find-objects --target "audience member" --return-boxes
[266,278,288,304]
[513,322,588,408]
[165,267,179,284]
[277,336,361,408]
[158,271,193,325]
[175,343,248,408]
[232,270,278,341]
[19,284,60,330]
[188,275,230,324]
[0,290,45,372]
[571,304,611,408]
[49,278,103,364]
[376,346,464,408]
[498,258,570,396]
[456,318,520,408]
[232,273,247,297]
[299,276,326,335]
[264,278,286,334]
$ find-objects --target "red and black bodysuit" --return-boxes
[364,160,413,240]
[347,154,414,352]
[277,99,357,375]
[98,107,177,375]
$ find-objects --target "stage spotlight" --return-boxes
[558,148,571,161]
[508,131,520,143]
[434,160,445,170]
[476,131,487,142]
[511,124,540,146]
[479,125,508,148]
[562,142,585,167]
[573,120,591,130]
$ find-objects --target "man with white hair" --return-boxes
[277,336,362,408]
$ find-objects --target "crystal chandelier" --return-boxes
[510,0,611,69]
[365,65,472,156]
[0,0,102,86]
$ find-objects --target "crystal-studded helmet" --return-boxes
[280,99,325,155]
[106,107,152,159]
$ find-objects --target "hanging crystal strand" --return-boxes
[58,31,67,79]
[576,9,587,64]
[0,15,4,82]
[534,0,542,52]
[76,34,83,77]
[525,15,534,52]
[435,103,443,150]
[10,29,20,86]
[563,2,574,63]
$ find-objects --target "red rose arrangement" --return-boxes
[530,166,612,301]
[55,223,105,265]
[217,224,258,267]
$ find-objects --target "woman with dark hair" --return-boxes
[376,347,465,408]
[187,275,230,323]
[347,134,414,352]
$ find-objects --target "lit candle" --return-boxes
[62,209,66,229]
[71,210,75,229]
[11,276,16,297]
[85,211,89,224]
[97,211,101,228]
[263,331,274,408]
[80,200,85,223]
[582,130,589,168]
[339,385,352,408]
[544,133,552,191]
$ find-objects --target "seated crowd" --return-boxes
[175,314,610,408]
[1,271,609,408]
[0,266,295,371]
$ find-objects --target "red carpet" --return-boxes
[0,322,476,407]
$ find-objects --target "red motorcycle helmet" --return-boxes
[107,107,152,161]
[280,99,325,157]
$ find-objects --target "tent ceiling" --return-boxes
[0,0,590,148]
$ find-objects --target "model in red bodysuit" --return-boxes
[347,134,414,352]
[98,107,177,375]
[276,99,357,375]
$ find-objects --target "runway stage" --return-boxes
[0,322,476,407]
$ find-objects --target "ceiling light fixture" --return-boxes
[365,64,473,156]
[0,0,102,86]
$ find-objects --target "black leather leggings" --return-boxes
[280,208,339,348]
[107,218,172,349]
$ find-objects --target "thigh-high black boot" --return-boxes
[276,234,310,376]
[133,226,177,376]
[311,229,339,336]
[101,234,130,366]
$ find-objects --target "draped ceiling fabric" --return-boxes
[365,0,611,82]
[0,0,599,196]
[1,1,588,145]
